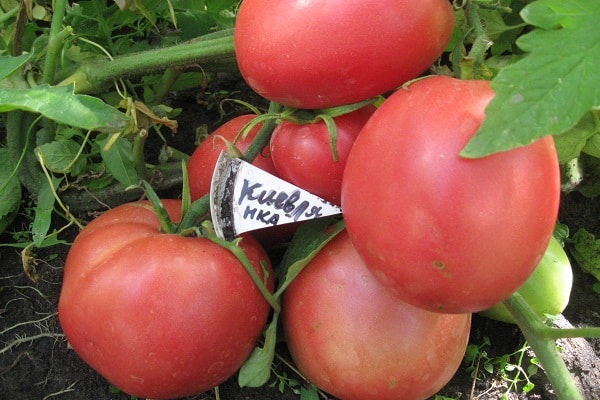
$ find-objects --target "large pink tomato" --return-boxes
[58,200,273,399]
[342,76,560,313]
[234,0,455,109]
[283,230,471,400]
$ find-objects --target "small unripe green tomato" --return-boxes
[478,236,572,324]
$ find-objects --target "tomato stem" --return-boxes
[201,221,281,313]
[133,129,152,181]
[241,102,284,164]
[6,112,45,197]
[42,0,69,85]
[59,30,237,94]
[461,1,492,80]
[503,292,584,399]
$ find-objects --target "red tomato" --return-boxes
[58,200,273,399]
[234,0,455,109]
[270,105,376,204]
[187,114,277,201]
[283,230,471,400]
[342,76,560,314]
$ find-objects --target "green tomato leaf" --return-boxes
[462,0,600,157]
[0,84,129,132]
[238,218,345,387]
[0,53,33,82]
[575,155,600,197]
[582,133,600,159]
[300,386,320,400]
[32,175,62,247]
[0,148,22,234]
[553,112,600,163]
[274,218,346,298]
[569,228,600,281]
[96,135,139,187]
[238,312,279,388]
[36,139,88,176]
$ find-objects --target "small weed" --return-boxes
[465,336,539,398]
[269,368,303,395]
[269,351,328,399]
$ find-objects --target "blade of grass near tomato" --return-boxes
[238,218,345,388]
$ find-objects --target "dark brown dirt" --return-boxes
[1,80,599,400]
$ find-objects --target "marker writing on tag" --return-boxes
[210,152,342,240]
[239,179,327,224]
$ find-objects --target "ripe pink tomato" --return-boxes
[283,230,471,400]
[58,200,273,399]
[342,76,560,314]
[187,114,277,201]
[234,0,455,109]
[270,105,376,204]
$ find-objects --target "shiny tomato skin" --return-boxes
[58,200,273,399]
[187,114,277,201]
[479,236,573,324]
[234,0,455,109]
[342,76,561,314]
[283,230,471,400]
[270,105,376,205]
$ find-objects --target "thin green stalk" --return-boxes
[59,161,184,213]
[151,67,183,105]
[539,326,600,340]
[132,130,152,181]
[462,0,491,80]
[0,5,19,24]
[242,102,284,163]
[6,111,44,196]
[43,0,70,85]
[202,221,281,313]
[503,293,584,400]
[49,0,68,38]
[176,195,210,234]
[60,31,237,94]
[141,180,178,234]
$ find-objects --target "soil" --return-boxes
[1,77,599,400]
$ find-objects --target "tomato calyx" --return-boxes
[240,98,378,164]
[201,220,280,313]
[139,178,281,313]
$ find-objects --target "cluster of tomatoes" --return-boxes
[57,1,564,399]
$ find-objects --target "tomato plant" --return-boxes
[234,0,454,109]
[342,76,561,314]
[58,199,274,399]
[187,114,277,201]
[282,230,471,400]
[480,236,573,324]
[270,105,376,204]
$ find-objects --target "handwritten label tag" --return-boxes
[210,151,342,240]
